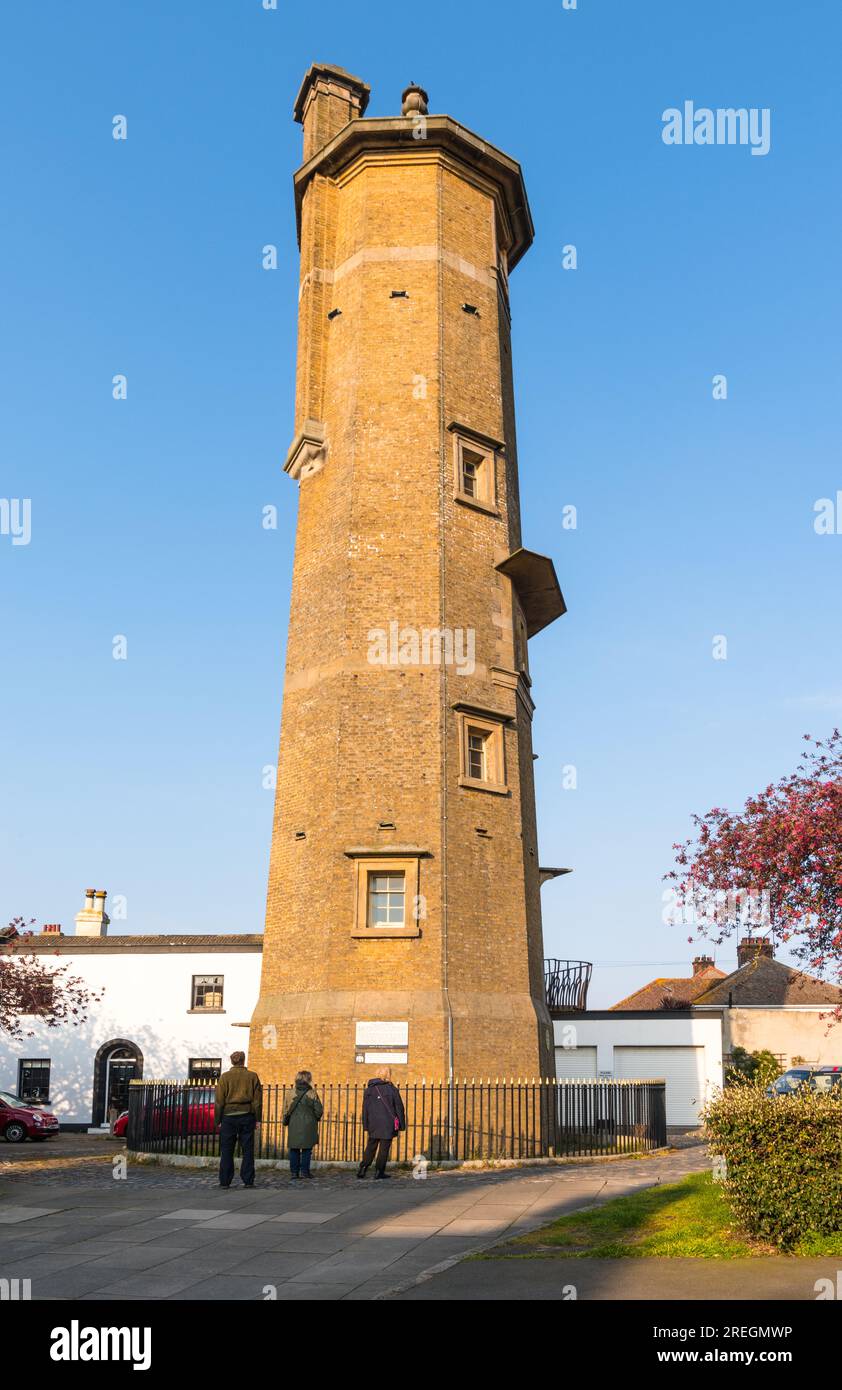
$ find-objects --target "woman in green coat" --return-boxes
[283,1070,323,1180]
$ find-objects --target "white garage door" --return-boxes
[554,1046,598,1080]
[613,1046,705,1126]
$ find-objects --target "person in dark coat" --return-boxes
[283,1070,323,1180]
[358,1067,406,1179]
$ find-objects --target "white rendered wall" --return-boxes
[0,949,262,1125]
[553,1014,723,1121]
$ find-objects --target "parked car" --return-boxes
[129,1087,216,1139]
[766,1066,842,1096]
[112,1110,129,1137]
[0,1090,60,1142]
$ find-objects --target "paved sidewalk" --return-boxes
[391,1256,839,1301]
[0,1145,709,1301]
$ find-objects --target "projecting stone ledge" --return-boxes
[285,420,328,480]
[495,548,567,637]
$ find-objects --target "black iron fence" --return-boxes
[127,1078,666,1163]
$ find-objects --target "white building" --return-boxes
[0,892,262,1128]
[553,1011,724,1127]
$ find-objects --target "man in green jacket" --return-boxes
[214,1051,262,1188]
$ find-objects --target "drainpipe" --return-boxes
[436,169,455,1151]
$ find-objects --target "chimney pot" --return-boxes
[692,955,714,975]
[75,888,109,937]
[737,935,774,969]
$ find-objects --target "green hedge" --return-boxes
[704,1086,842,1249]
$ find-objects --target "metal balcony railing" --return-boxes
[544,958,592,1014]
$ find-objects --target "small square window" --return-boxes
[191,975,224,1010]
[351,856,422,937]
[368,872,406,928]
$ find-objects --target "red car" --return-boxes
[116,1087,216,1140]
[0,1090,60,1142]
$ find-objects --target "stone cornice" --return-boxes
[293,116,534,270]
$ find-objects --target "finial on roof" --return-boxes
[401,83,429,117]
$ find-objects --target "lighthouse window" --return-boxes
[352,855,422,938]
[461,451,480,497]
[457,711,508,794]
[452,433,498,513]
[468,731,487,780]
[368,872,406,927]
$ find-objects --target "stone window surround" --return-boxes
[448,422,503,516]
[454,704,511,795]
[348,854,424,939]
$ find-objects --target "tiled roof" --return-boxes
[694,955,842,1006]
[611,965,726,1011]
[3,934,264,954]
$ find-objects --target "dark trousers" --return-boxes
[219,1113,256,1186]
[361,1134,393,1174]
[289,1147,312,1177]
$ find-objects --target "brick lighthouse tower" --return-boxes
[249,65,566,1084]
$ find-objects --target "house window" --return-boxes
[188,1057,222,1084]
[456,709,508,794]
[452,433,498,513]
[351,856,423,938]
[18,1059,51,1103]
[368,872,406,928]
[191,975,224,1011]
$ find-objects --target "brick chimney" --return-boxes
[41,924,61,934]
[737,935,774,969]
[293,63,370,162]
[74,888,110,938]
[692,954,715,975]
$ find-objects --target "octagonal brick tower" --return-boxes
[249,65,566,1084]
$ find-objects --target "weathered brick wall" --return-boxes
[250,73,554,1085]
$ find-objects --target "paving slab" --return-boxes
[80,1268,211,1299]
[82,1245,192,1272]
[269,1211,337,1225]
[274,1231,361,1256]
[195,1213,273,1231]
[224,1251,330,1279]
[0,1206,63,1223]
[156,1207,234,1221]
[32,1264,136,1299]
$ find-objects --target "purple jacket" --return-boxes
[362,1080,406,1140]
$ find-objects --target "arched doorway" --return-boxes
[92,1039,143,1127]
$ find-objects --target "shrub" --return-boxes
[726,1047,780,1088]
[704,1085,842,1249]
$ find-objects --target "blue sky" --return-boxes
[1,1,840,1006]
